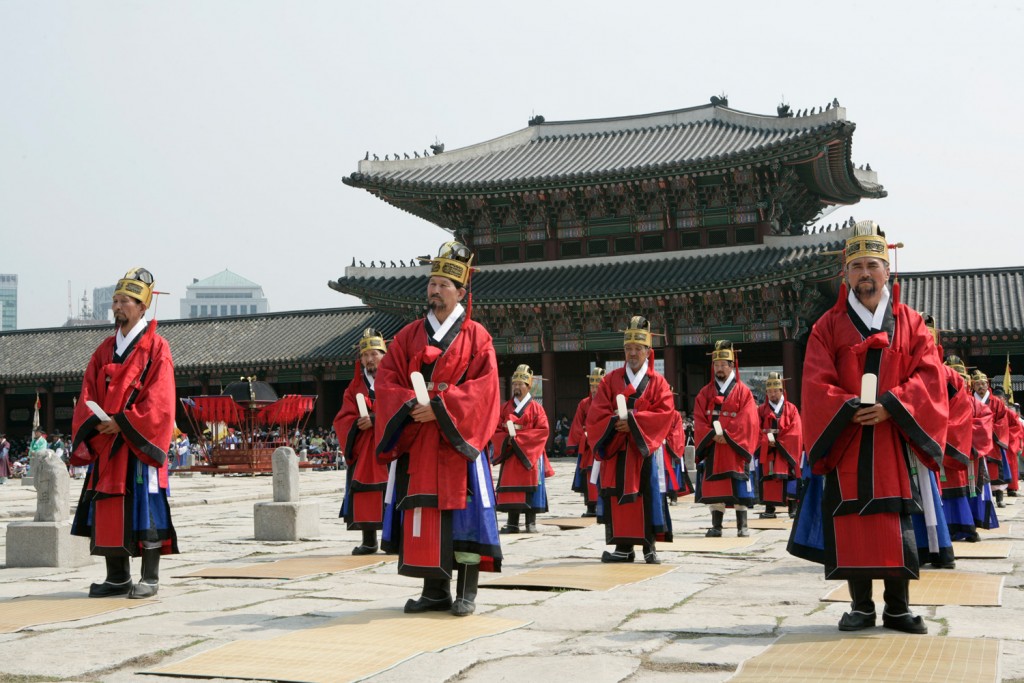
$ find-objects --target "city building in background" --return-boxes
[0,274,17,331]
[180,269,269,319]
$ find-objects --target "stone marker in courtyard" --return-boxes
[253,447,319,541]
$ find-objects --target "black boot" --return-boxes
[89,556,133,597]
[501,511,521,534]
[838,579,876,631]
[995,489,1006,508]
[787,499,797,519]
[601,543,636,563]
[642,541,660,565]
[128,548,160,599]
[582,502,597,518]
[404,577,453,613]
[451,563,480,617]
[706,510,724,537]
[524,511,538,533]
[736,510,749,537]
[353,528,379,555]
[759,503,777,519]
[882,579,927,633]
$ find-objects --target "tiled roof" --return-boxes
[0,307,406,383]
[345,104,884,202]
[330,231,847,311]
[900,268,1024,336]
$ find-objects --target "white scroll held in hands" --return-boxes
[86,400,111,422]
[356,393,369,418]
[506,420,517,437]
[410,372,430,406]
[860,373,877,405]
[767,432,776,444]
[616,394,628,420]
[713,420,724,437]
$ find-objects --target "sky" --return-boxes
[1,0,1022,331]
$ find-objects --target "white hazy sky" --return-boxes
[2,1,1021,331]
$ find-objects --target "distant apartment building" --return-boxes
[180,269,269,318]
[0,274,17,331]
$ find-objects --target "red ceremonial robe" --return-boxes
[970,396,994,492]
[333,368,389,529]
[491,395,549,510]
[756,399,804,505]
[70,321,177,556]
[693,377,760,505]
[586,365,675,544]
[792,287,947,580]
[375,313,501,578]
[939,367,974,497]
[568,396,599,503]
[1007,413,1022,491]
[663,411,693,495]
[979,393,1011,484]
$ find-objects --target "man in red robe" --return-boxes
[663,410,694,503]
[70,267,178,599]
[971,371,1011,508]
[374,241,501,617]
[569,368,604,516]
[492,364,550,533]
[1009,402,1024,496]
[693,340,760,537]
[756,372,803,519]
[334,328,390,555]
[788,221,947,635]
[587,316,676,564]
[938,355,980,544]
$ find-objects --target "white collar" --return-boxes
[427,303,465,342]
[769,397,784,413]
[975,390,990,404]
[716,370,735,393]
[625,359,648,389]
[115,318,147,356]
[513,393,532,412]
[363,368,376,392]
[848,284,890,332]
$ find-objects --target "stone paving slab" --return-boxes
[1,462,1021,682]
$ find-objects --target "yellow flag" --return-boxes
[1004,354,1014,404]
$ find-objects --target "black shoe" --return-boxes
[89,578,133,598]
[352,544,379,556]
[758,511,777,519]
[931,559,956,569]
[404,595,453,613]
[644,550,661,565]
[882,610,927,634]
[838,610,876,631]
[1008,490,1019,497]
[705,527,722,538]
[451,563,479,617]
[128,580,159,599]
[499,524,520,534]
[600,550,635,563]
[524,524,538,533]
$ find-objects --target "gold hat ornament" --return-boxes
[588,367,606,386]
[710,339,736,363]
[945,355,968,380]
[765,371,784,391]
[113,267,155,307]
[845,220,892,266]
[971,369,989,384]
[623,316,652,347]
[512,364,534,385]
[430,240,474,287]
[358,327,386,354]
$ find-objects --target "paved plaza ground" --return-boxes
[1,459,1022,682]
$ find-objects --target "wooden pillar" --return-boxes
[661,345,680,408]
[782,339,803,409]
[314,371,326,428]
[542,351,558,427]
[44,386,55,434]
